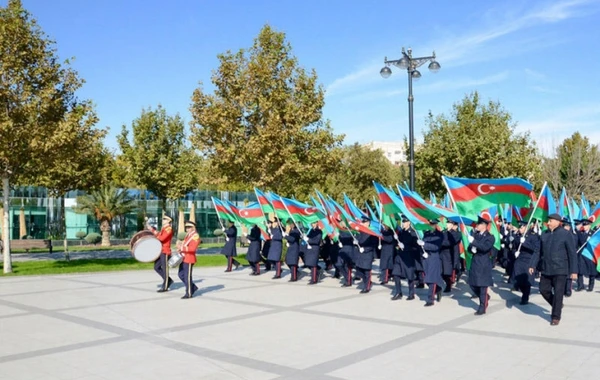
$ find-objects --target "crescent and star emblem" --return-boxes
[242,210,249,216]
[477,184,496,195]
[590,215,596,223]
[303,207,316,216]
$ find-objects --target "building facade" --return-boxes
[363,141,406,166]
[0,187,257,241]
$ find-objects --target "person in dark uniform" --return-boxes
[513,221,541,305]
[394,216,419,300]
[379,224,395,285]
[354,217,379,294]
[562,217,578,296]
[245,225,263,275]
[441,220,461,292]
[284,220,302,282]
[320,235,333,271]
[328,235,341,278]
[467,216,495,316]
[420,219,445,307]
[261,220,272,271]
[304,221,323,284]
[152,215,174,293]
[338,229,355,287]
[178,221,201,299]
[530,213,578,326]
[576,219,596,292]
[222,221,240,272]
[268,218,284,279]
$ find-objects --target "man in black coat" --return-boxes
[284,220,302,282]
[268,218,284,279]
[529,213,578,326]
[420,219,445,307]
[245,225,263,275]
[379,224,396,285]
[222,221,240,272]
[354,217,379,294]
[393,216,420,300]
[441,220,461,292]
[562,217,578,297]
[467,216,495,316]
[337,229,356,287]
[304,221,323,284]
[576,219,596,292]
[513,221,541,305]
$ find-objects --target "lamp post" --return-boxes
[380,47,440,191]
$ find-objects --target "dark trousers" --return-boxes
[472,286,489,313]
[249,261,260,275]
[539,275,567,320]
[154,254,172,290]
[178,262,197,297]
[517,280,531,302]
[338,264,353,286]
[565,278,573,296]
[427,283,441,303]
[261,255,271,270]
[356,268,372,291]
[443,275,453,291]
[288,264,298,281]
[269,261,282,277]
[577,274,595,291]
[393,276,403,296]
[380,269,390,284]
[226,256,240,271]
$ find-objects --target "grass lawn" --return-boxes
[0,254,250,276]
[9,242,230,254]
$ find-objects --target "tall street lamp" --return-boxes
[380,47,440,191]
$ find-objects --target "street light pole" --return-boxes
[380,48,440,191]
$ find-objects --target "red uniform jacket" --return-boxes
[153,225,173,255]
[181,231,201,264]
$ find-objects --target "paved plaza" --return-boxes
[1,265,599,380]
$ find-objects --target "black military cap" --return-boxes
[429,219,440,225]
[547,213,562,222]
[582,219,592,226]
[574,219,582,225]
[477,216,490,225]
[517,220,528,227]
[360,216,371,223]
[561,217,571,224]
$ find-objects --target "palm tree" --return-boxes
[74,186,137,246]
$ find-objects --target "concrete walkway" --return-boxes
[0,266,599,380]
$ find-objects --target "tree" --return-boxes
[118,105,200,208]
[190,24,344,198]
[543,132,600,201]
[414,92,541,195]
[74,186,137,247]
[0,0,105,272]
[322,144,407,205]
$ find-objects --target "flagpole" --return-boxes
[260,190,286,236]
[576,227,600,255]
[280,197,311,249]
[515,181,547,253]
[211,197,227,231]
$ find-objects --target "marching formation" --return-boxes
[136,176,600,326]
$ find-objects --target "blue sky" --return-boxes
[10,0,600,155]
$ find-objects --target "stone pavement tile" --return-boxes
[0,278,96,297]
[0,314,116,357]
[305,288,481,326]
[62,296,270,332]
[327,331,599,380]
[38,340,278,380]
[0,355,96,380]
[0,304,25,317]
[124,272,271,294]
[160,310,422,370]
[203,279,360,307]
[1,286,152,311]
[454,294,600,344]
[56,271,155,286]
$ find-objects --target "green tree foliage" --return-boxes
[118,105,200,207]
[74,186,136,247]
[414,92,541,195]
[543,132,600,201]
[0,0,105,272]
[190,24,344,198]
[322,144,407,205]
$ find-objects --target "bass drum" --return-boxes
[130,230,162,263]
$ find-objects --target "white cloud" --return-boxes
[325,0,597,98]
[524,68,547,81]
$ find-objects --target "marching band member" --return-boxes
[179,220,201,299]
[151,214,174,293]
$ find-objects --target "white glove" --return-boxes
[225,237,229,241]
[303,236,309,242]
[353,238,359,245]
[283,232,288,237]
[422,252,429,259]
[515,251,520,258]
[243,233,248,237]
[285,242,290,247]
[520,237,525,244]
[504,230,508,236]
[393,233,399,240]
[338,242,343,248]
[417,239,425,246]
[471,247,477,253]
[307,244,312,249]
[468,236,474,243]
[377,244,382,250]
[501,244,505,248]
[399,242,405,250]
[359,247,364,253]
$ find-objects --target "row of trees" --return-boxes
[1,1,598,273]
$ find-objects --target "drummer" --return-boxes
[152,214,174,293]
[179,220,201,299]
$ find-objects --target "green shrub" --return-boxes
[85,233,102,245]
[75,231,87,240]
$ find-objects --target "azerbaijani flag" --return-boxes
[590,202,600,229]
[225,200,266,227]
[266,192,292,221]
[343,194,368,220]
[582,232,600,271]
[255,188,275,215]
[528,183,557,223]
[459,223,474,270]
[558,188,569,217]
[443,176,533,219]
[398,187,476,225]
[212,197,237,223]
[373,182,431,231]
[280,196,325,225]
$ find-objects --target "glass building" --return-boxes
[0,186,257,240]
